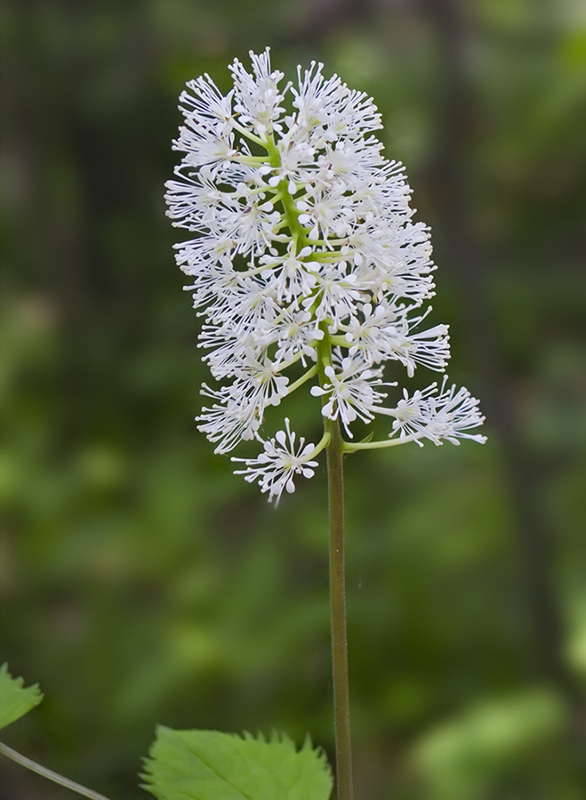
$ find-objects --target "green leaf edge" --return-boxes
[0,663,44,730]
[141,726,333,800]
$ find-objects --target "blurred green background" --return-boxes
[1,0,585,798]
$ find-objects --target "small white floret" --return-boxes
[232,419,319,504]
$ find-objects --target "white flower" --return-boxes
[310,357,391,437]
[232,419,319,504]
[424,378,487,446]
[166,49,485,499]
[384,377,487,446]
[229,50,286,137]
[197,383,261,454]
[343,303,450,375]
[259,246,320,303]
[291,61,382,145]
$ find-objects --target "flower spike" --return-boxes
[166,50,485,500]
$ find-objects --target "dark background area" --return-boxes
[1,0,585,797]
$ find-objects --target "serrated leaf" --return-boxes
[143,727,333,800]
[0,663,43,730]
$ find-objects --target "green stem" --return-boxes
[286,364,319,394]
[307,251,347,263]
[315,329,353,800]
[0,742,111,800]
[328,335,352,348]
[230,119,269,148]
[309,430,332,459]
[343,433,421,452]
[325,416,354,800]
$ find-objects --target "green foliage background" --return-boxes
[1,0,585,797]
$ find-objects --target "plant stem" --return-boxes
[0,742,111,800]
[325,416,354,800]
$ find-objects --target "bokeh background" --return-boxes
[1,0,585,797]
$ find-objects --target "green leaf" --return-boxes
[143,727,333,800]
[0,663,43,730]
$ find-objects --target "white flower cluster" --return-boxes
[166,49,486,503]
